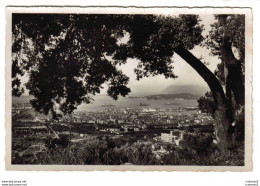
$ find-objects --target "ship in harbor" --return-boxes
[185,107,199,111]
[101,103,115,107]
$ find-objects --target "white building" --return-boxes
[161,133,175,143]
[161,130,185,145]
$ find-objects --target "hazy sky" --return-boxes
[21,14,220,96]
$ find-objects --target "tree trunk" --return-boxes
[221,35,245,108]
[174,47,232,152]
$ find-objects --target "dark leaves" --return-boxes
[12,14,203,117]
[197,92,216,117]
[107,71,131,100]
[205,14,245,60]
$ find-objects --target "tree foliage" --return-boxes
[206,15,245,59]
[12,14,203,117]
[199,14,245,114]
[197,92,216,117]
[205,14,245,84]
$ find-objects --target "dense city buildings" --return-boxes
[12,100,215,164]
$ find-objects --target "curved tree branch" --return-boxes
[174,47,227,107]
[174,47,233,151]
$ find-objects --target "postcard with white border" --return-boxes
[5,6,252,171]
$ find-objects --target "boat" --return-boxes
[101,103,115,107]
[185,107,199,111]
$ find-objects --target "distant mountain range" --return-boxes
[144,93,200,100]
[12,85,209,104]
[160,85,209,96]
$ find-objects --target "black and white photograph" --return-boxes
[5,7,252,171]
